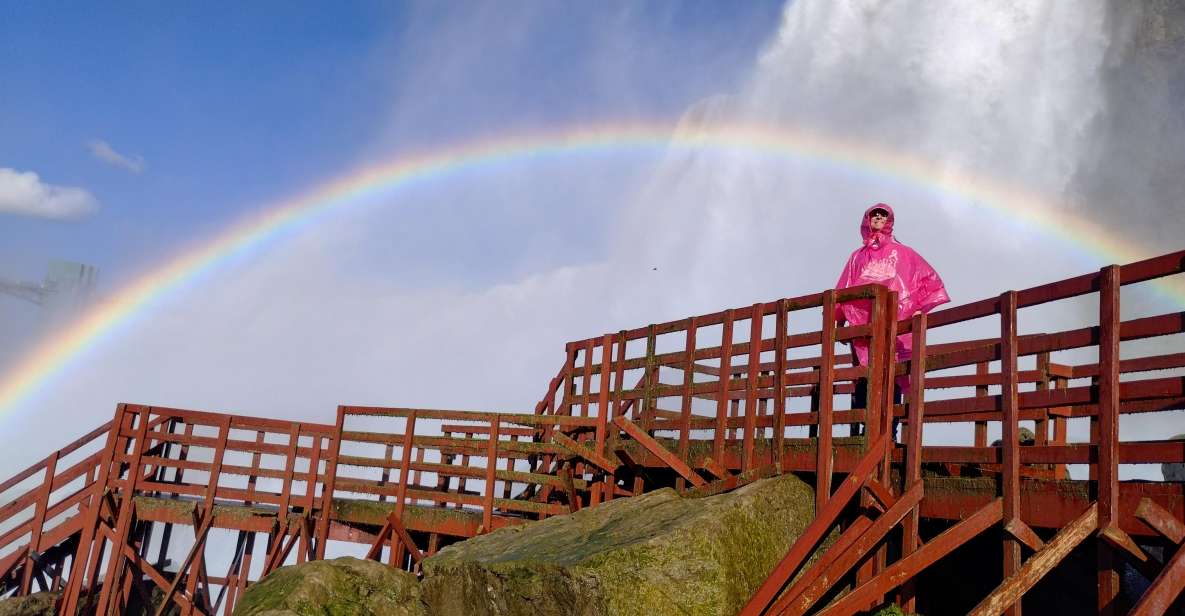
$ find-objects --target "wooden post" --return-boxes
[975,361,989,448]
[742,303,764,471]
[1000,291,1022,616]
[714,309,735,468]
[1097,265,1122,614]
[901,312,927,612]
[678,318,698,492]
[482,417,500,533]
[816,292,836,511]
[774,299,789,471]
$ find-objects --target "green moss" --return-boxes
[234,557,426,616]
[0,591,59,616]
[332,498,484,530]
[420,473,818,616]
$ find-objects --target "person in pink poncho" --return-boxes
[834,204,950,406]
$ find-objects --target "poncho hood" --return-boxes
[860,203,895,247]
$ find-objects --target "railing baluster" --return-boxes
[1097,265,1122,614]
[1000,291,1022,616]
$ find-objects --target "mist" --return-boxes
[2,0,1183,487]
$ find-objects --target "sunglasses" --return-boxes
[869,211,889,219]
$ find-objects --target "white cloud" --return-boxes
[0,167,99,220]
[87,139,145,173]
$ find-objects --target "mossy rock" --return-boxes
[420,473,816,616]
[868,604,917,616]
[233,557,427,616]
[0,592,59,616]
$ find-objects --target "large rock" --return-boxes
[0,592,58,616]
[233,557,427,616]
[419,473,816,616]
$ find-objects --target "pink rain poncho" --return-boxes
[834,203,949,368]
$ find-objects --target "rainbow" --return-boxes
[2,122,1182,417]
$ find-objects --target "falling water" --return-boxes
[616,0,1184,474]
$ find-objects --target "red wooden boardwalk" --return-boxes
[1,250,1183,615]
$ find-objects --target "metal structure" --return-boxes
[0,261,97,309]
[0,250,1183,615]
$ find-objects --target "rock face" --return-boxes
[234,557,427,616]
[419,473,815,616]
[0,592,58,616]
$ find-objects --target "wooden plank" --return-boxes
[742,303,763,471]
[774,299,789,472]
[1097,265,1122,614]
[482,417,499,533]
[394,413,417,521]
[18,451,57,595]
[901,312,927,610]
[613,416,704,487]
[714,309,735,467]
[817,499,1004,616]
[780,483,924,615]
[1130,534,1185,616]
[1004,519,1046,553]
[699,456,730,480]
[738,434,889,616]
[864,479,898,513]
[678,318,698,491]
[596,334,613,461]
[999,291,1022,616]
[1135,497,1185,544]
[816,292,834,511]
[551,431,619,474]
[969,504,1099,616]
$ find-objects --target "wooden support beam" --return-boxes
[677,318,698,493]
[1135,497,1185,544]
[482,417,500,533]
[559,465,580,514]
[1005,519,1046,553]
[714,309,735,468]
[1097,264,1122,614]
[699,456,730,480]
[1127,524,1185,616]
[551,431,619,474]
[817,499,1004,616]
[364,517,393,562]
[596,334,613,462]
[816,292,835,511]
[742,303,763,471]
[968,504,1099,616]
[775,299,789,473]
[19,451,57,596]
[738,434,889,616]
[768,515,874,615]
[153,509,215,616]
[900,312,927,611]
[387,512,426,565]
[863,479,897,514]
[776,482,924,616]
[97,408,152,616]
[364,512,425,566]
[999,290,1022,616]
[613,416,704,487]
[1099,524,1149,567]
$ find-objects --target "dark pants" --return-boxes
[850,378,903,437]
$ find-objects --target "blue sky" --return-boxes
[0,1,782,286]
